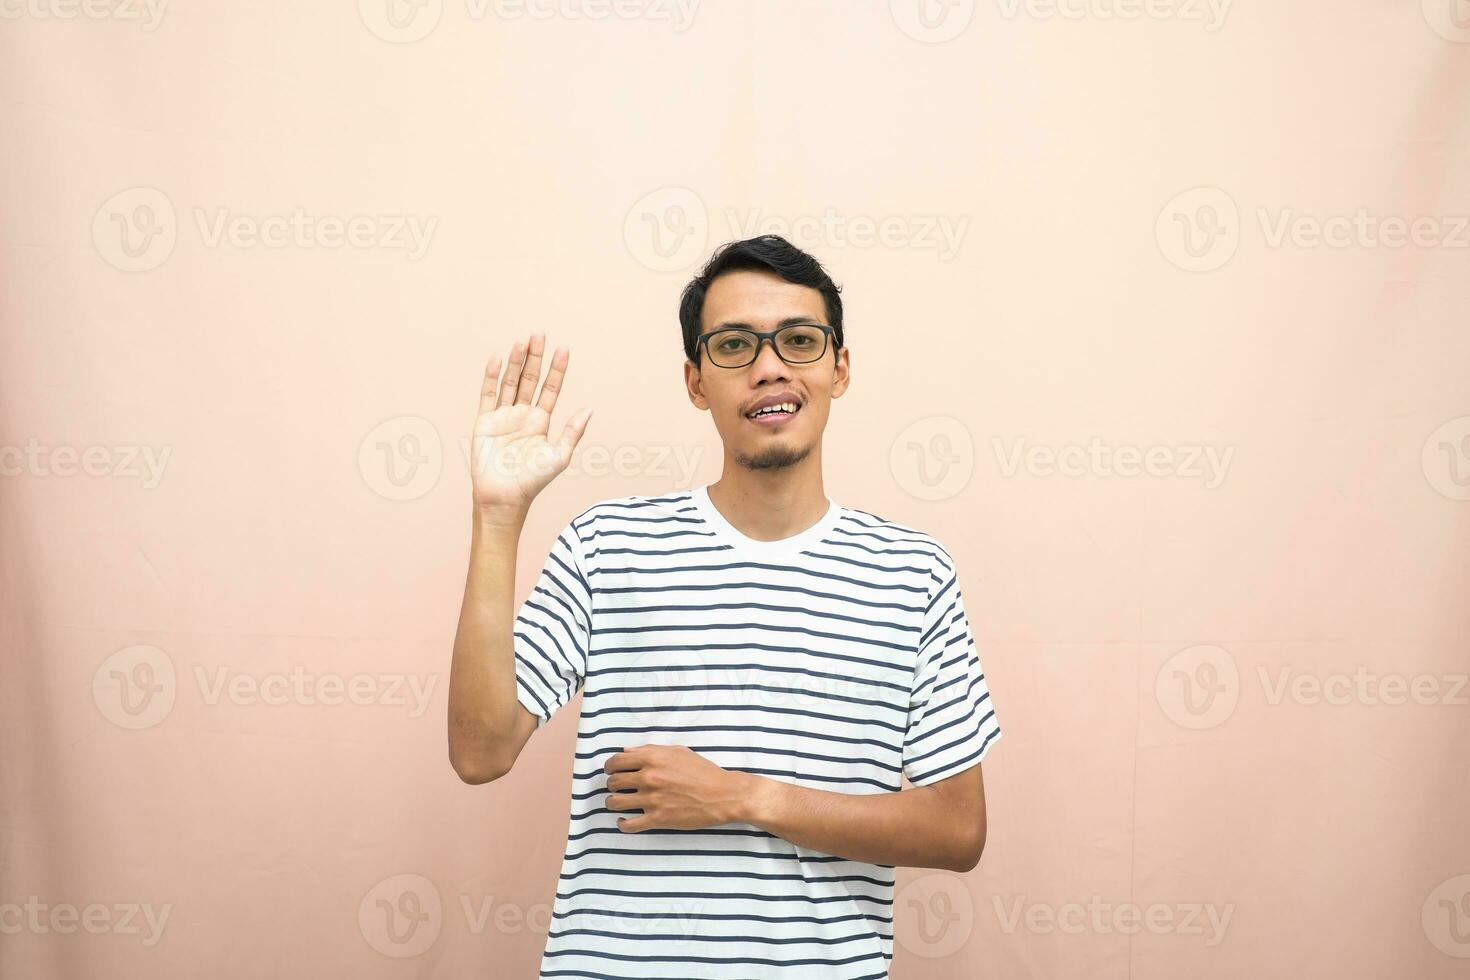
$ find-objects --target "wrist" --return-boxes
[473,502,529,533]
[731,771,781,826]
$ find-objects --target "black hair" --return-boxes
[678,235,844,364]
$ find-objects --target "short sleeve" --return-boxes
[902,568,1001,786]
[513,518,593,729]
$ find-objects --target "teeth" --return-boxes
[748,402,798,418]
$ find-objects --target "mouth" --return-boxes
[744,400,803,427]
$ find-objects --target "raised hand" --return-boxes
[470,332,592,517]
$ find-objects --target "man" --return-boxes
[447,235,1001,978]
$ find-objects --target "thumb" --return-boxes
[556,406,592,462]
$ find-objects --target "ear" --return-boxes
[829,345,851,399]
[685,359,710,410]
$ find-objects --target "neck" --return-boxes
[706,454,830,543]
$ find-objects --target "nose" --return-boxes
[748,335,791,380]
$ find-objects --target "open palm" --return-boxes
[471,332,592,514]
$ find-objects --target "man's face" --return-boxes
[684,268,850,472]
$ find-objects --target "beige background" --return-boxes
[3,2,1469,978]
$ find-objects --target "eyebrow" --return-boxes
[706,316,825,332]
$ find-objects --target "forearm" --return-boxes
[735,773,983,873]
[447,506,529,781]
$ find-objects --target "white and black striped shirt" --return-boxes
[513,484,1002,979]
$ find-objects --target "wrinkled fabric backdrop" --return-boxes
[2,2,1468,978]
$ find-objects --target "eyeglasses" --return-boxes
[696,323,836,369]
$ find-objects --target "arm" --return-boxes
[744,763,987,872]
[447,331,592,784]
[447,510,538,784]
[603,745,988,873]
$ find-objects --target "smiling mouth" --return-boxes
[745,401,802,424]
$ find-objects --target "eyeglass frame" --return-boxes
[694,322,839,369]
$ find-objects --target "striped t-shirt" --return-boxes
[512,484,1002,979]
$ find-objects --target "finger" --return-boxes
[555,406,593,466]
[606,773,639,793]
[536,345,569,416]
[604,750,643,773]
[497,339,528,408]
[514,332,546,407]
[478,352,502,418]
[606,791,642,811]
[617,816,651,833]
